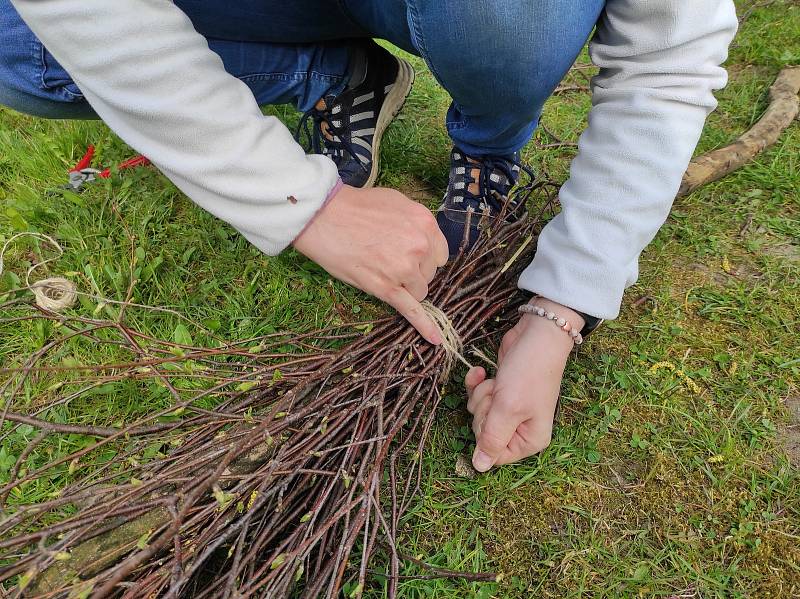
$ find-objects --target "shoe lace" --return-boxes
[295,100,367,172]
[461,153,535,218]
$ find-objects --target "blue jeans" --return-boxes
[0,0,604,156]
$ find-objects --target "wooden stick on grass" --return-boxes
[678,65,800,198]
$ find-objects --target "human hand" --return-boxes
[293,184,449,344]
[465,298,584,471]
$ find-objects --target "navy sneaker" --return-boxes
[436,148,531,256]
[296,41,414,188]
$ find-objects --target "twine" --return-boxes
[421,301,472,375]
[0,232,221,332]
[29,277,78,311]
[420,232,530,375]
[1,234,501,354]
[0,232,77,312]
[420,302,499,377]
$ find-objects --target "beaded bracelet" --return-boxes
[518,303,584,345]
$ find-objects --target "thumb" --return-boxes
[473,396,518,472]
[465,366,486,399]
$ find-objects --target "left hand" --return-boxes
[465,297,584,472]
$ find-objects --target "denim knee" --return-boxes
[407,0,604,119]
[0,80,97,119]
[0,0,96,119]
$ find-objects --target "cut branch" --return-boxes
[678,66,800,198]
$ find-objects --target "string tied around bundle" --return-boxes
[420,301,497,377]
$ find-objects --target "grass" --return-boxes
[1,1,799,596]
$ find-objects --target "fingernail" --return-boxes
[472,449,494,472]
[430,333,443,345]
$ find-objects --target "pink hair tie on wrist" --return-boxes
[518,303,584,345]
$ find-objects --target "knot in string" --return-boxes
[420,301,473,376]
[420,301,499,378]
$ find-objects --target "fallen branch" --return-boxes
[678,65,800,197]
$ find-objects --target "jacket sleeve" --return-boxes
[10,0,340,255]
[518,0,738,319]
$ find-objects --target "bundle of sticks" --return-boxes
[2,63,796,599]
[0,179,556,598]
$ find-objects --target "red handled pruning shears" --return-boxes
[64,145,151,191]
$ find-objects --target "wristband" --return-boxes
[518,303,585,345]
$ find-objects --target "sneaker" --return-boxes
[436,147,531,256]
[296,41,414,188]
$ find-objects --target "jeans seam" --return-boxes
[35,40,84,100]
[446,119,468,130]
[406,1,469,133]
[59,86,83,100]
[405,1,446,87]
[33,39,46,91]
[237,71,345,84]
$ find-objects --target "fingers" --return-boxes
[466,377,492,415]
[400,264,431,303]
[471,397,492,438]
[429,228,449,267]
[405,206,447,295]
[420,229,448,284]
[465,370,554,471]
[472,395,519,472]
[419,260,437,286]
[493,419,553,467]
[385,287,442,345]
[465,366,486,400]
[401,276,429,303]
[409,198,447,268]
[465,368,493,439]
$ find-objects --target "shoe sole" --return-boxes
[364,57,415,188]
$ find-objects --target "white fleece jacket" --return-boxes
[10,0,738,320]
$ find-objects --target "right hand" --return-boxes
[293,184,449,344]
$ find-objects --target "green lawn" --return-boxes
[1,1,799,597]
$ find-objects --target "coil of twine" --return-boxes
[0,232,78,312]
[29,277,78,311]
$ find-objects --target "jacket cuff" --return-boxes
[291,178,344,246]
[517,250,627,321]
